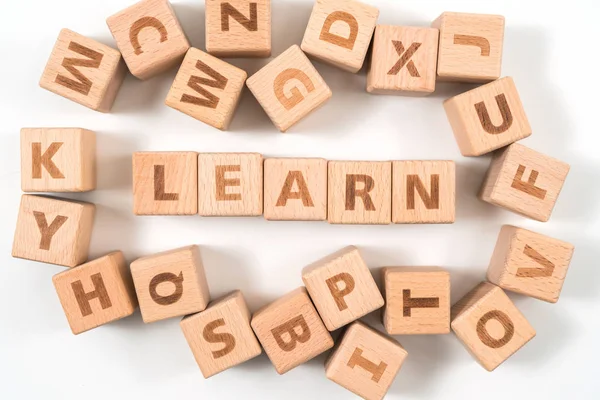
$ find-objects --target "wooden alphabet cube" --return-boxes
[392,160,455,224]
[12,195,95,267]
[328,161,391,224]
[246,45,332,132]
[302,246,384,331]
[443,77,532,156]
[181,291,262,378]
[205,0,271,57]
[382,267,450,335]
[325,321,408,400]
[301,0,379,73]
[487,226,575,303]
[263,158,327,221]
[133,152,198,215]
[131,245,210,323]
[107,0,190,80]
[479,143,570,221]
[40,29,126,112]
[21,128,96,192]
[165,48,247,130]
[367,25,439,95]
[451,282,535,371]
[251,287,334,374]
[432,12,505,83]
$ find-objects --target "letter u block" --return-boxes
[40,29,126,112]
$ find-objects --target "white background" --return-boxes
[1,0,599,399]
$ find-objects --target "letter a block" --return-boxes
[21,128,96,192]
[480,143,570,221]
[251,287,334,374]
[40,29,126,112]
[131,245,210,323]
[165,48,247,130]
[487,226,574,303]
[12,195,95,267]
[451,282,535,371]
[181,291,262,378]
[246,45,332,132]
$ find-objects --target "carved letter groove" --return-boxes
[271,315,311,352]
[154,165,179,201]
[273,69,315,110]
[149,272,184,305]
[402,289,439,317]
[221,2,258,31]
[181,60,228,109]
[216,165,242,201]
[476,310,515,349]
[345,174,375,211]
[326,272,356,311]
[474,94,513,134]
[203,318,237,358]
[319,11,359,50]
[406,174,439,210]
[55,42,104,96]
[32,142,64,179]
[516,245,555,278]
[347,348,387,383]
[129,16,168,55]
[276,171,314,207]
[71,273,112,317]
[33,211,68,250]
[388,41,421,76]
[453,34,490,56]
[511,165,547,200]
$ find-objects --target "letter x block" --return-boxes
[251,287,333,374]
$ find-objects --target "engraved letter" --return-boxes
[149,272,184,305]
[216,165,242,201]
[388,41,421,76]
[276,171,314,207]
[406,174,439,210]
[271,315,311,352]
[326,273,356,311]
[221,2,258,31]
[129,16,168,55]
[273,69,315,111]
[203,318,237,358]
[319,11,359,50]
[453,34,490,56]
[32,142,65,179]
[476,310,515,349]
[516,245,555,278]
[345,174,375,211]
[347,348,388,383]
[154,165,179,201]
[71,273,112,317]
[402,289,439,317]
[474,94,513,134]
[33,211,68,250]
[181,60,228,109]
[55,42,103,96]
[511,165,547,200]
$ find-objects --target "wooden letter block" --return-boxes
[487,225,575,303]
[392,160,455,224]
[165,48,247,130]
[40,29,126,112]
[131,245,210,323]
[302,246,383,331]
[443,77,531,156]
[367,25,439,95]
[328,161,391,224]
[301,0,379,73]
[21,128,96,192]
[382,267,450,335]
[432,12,505,83]
[325,321,407,400]
[263,158,327,221]
[12,195,95,267]
[479,143,570,221]
[205,0,271,57]
[251,287,333,374]
[132,152,198,215]
[246,45,332,132]
[107,0,190,80]
[451,282,535,371]
[181,291,262,378]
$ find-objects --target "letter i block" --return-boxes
[12,195,95,267]
[21,128,96,192]
[251,287,334,374]
[301,0,379,73]
[246,45,332,132]
[302,246,384,331]
[181,291,262,378]
[165,48,247,130]
[479,143,570,221]
[40,29,126,112]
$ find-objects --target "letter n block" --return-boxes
[52,252,138,334]
[451,282,535,371]
[12,195,95,267]
[40,29,126,112]
[251,287,333,374]
[479,143,570,221]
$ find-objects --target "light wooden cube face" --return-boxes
[251,287,333,374]
[107,0,190,80]
[451,282,535,371]
[263,158,327,221]
[21,128,96,192]
[301,0,379,73]
[52,252,138,334]
[12,195,95,267]
[325,321,407,400]
[328,161,391,224]
[367,25,439,95]
[181,291,262,378]
[246,45,332,132]
[302,246,384,331]
[443,77,531,156]
[206,0,271,57]
[480,143,570,221]
[392,160,455,224]
[383,268,450,335]
[40,29,126,112]
[165,48,247,130]
[487,226,574,303]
